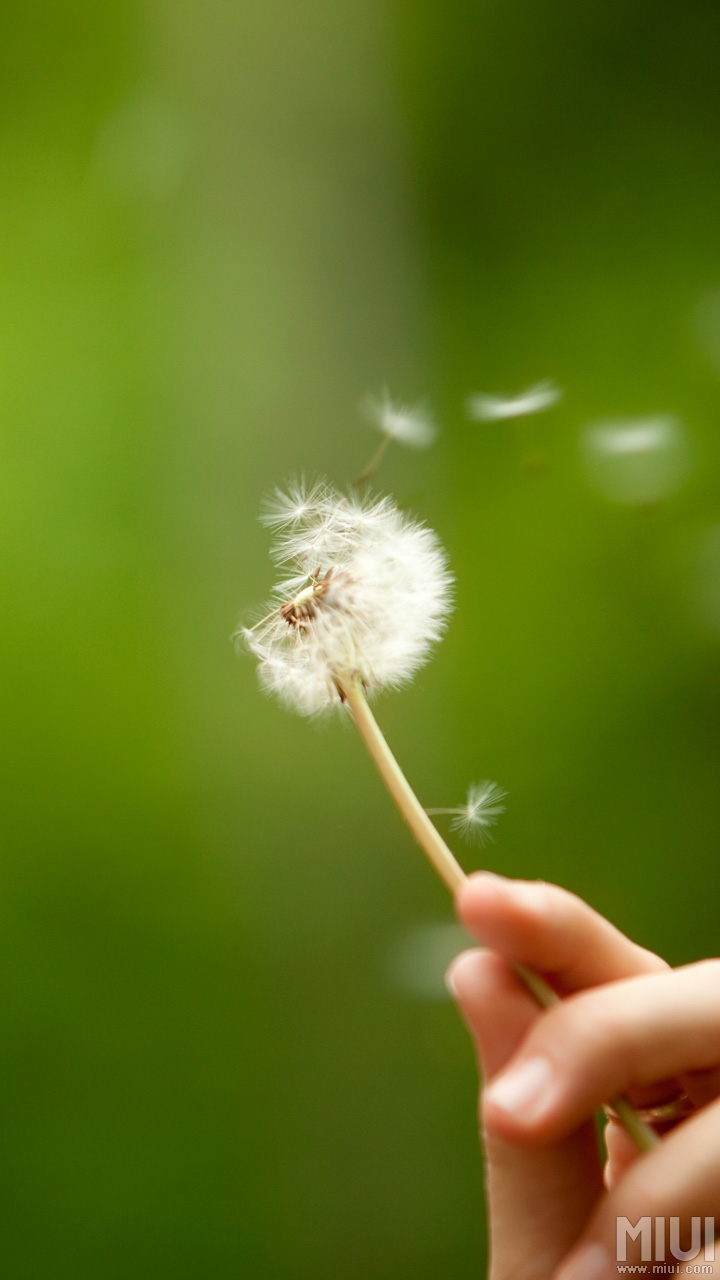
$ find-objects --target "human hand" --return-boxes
[447,872,720,1280]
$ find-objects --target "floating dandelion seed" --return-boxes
[365,392,438,449]
[240,481,453,716]
[426,781,507,845]
[466,380,562,421]
[353,393,437,487]
[581,415,691,505]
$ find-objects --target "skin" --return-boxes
[447,872,720,1280]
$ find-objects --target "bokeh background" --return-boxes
[3,0,720,1274]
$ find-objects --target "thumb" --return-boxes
[448,949,603,1280]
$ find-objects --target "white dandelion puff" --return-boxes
[466,380,562,422]
[239,481,454,716]
[426,781,507,845]
[365,391,438,449]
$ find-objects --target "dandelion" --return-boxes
[426,781,507,845]
[240,479,467,889]
[466,379,562,422]
[353,392,437,486]
[241,481,453,717]
[240,473,657,1154]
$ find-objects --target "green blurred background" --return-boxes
[3,0,720,1274]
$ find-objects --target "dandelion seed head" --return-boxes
[365,392,438,449]
[467,380,562,422]
[450,781,507,844]
[240,480,454,715]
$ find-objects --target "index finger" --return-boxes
[456,873,668,995]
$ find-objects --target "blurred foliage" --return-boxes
[2,0,720,1275]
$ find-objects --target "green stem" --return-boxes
[340,675,659,1154]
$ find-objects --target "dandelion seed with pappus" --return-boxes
[365,392,437,449]
[467,380,562,422]
[427,782,507,845]
[353,393,437,486]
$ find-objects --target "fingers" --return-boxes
[449,949,604,1279]
[483,960,720,1145]
[448,948,539,1079]
[603,1119,643,1189]
[456,872,667,995]
[452,875,720,1278]
[554,1096,720,1279]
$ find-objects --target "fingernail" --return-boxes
[445,966,459,999]
[445,950,477,1000]
[555,1241,609,1280]
[484,1055,555,1121]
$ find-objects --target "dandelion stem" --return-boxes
[341,675,465,893]
[352,434,392,488]
[340,675,659,1155]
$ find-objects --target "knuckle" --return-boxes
[590,996,641,1074]
[538,989,638,1080]
[697,958,720,986]
[629,942,670,974]
[605,1157,675,1225]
